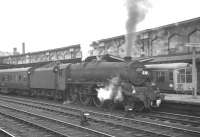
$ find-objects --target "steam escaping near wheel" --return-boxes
[97,76,124,102]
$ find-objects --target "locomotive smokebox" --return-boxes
[124,56,132,62]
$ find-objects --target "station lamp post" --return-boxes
[186,43,200,97]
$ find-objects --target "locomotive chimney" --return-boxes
[22,42,25,54]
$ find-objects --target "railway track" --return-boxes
[0,96,159,137]
[140,111,200,127]
[0,100,114,137]
[0,127,15,137]
[160,102,200,116]
[0,112,67,137]
[0,95,200,137]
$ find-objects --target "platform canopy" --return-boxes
[145,63,191,69]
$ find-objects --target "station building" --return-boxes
[89,17,200,94]
[0,44,82,65]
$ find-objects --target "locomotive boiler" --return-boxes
[69,61,147,85]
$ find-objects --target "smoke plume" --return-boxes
[126,0,150,56]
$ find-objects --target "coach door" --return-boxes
[174,67,193,92]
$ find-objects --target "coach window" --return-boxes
[156,71,165,82]
[11,73,14,81]
[2,75,5,81]
[186,68,192,83]
[15,74,18,81]
[169,71,173,81]
[59,70,63,77]
[177,68,192,84]
[9,74,12,81]
[18,75,22,81]
[177,69,185,83]
[5,75,9,81]
[23,74,27,81]
[177,68,192,83]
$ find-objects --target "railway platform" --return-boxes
[164,93,200,105]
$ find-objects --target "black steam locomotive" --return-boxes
[0,57,163,111]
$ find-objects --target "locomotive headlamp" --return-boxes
[142,70,149,75]
[128,108,133,111]
[28,71,31,74]
[83,112,90,116]
[132,89,136,94]
[169,83,173,88]
[156,99,161,107]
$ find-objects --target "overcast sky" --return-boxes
[0,0,200,54]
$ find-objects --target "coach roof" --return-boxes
[0,67,31,73]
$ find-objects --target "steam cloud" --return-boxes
[126,0,151,56]
[97,76,124,102]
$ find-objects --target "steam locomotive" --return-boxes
[0,57,163,111]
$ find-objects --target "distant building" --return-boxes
[0,44,81,64]
[90,35,126,57]
[90,17,200,58]
[0,51,12,57]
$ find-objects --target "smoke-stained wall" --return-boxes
[90,17,200,58]
[90,36,126,57]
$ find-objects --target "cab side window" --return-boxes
[156,71,165,82]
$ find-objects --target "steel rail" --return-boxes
[1,95,200,136]
[0,103,114,137]
[0,127,16,137]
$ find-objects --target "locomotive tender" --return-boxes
[0,58,163,111]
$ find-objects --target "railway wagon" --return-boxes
[29,65,65,99]
[0,67,31,94]
[146,63,194,94]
